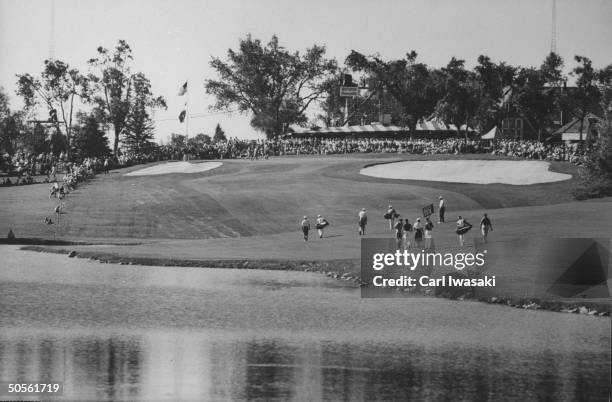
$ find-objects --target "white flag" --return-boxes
[178,81,188,96]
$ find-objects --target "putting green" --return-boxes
[125,161,222,176]
[360,160,572,185]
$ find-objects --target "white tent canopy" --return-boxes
[481,126,499,140]
[289,124,407,136]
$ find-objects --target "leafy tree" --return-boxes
[511,67,557,140]
[595,64,612,123]
[0,87,9,120]
[20,122,48,154]
[0,87,22,155]
[15,59,88,157]
[573,63,612,199]
[345,50,437,132]
[540,52,566,87]
[213,123,226,142]
[433,57,481,138]
[317,75,345,127]
[72,113,111,158]
[190,133,212,145]
[573,124,612,199]
[87,40,166,155]
[472,56,516,132]
[560,56,601,142]
[169,133,187,149]
[205,35,337,138]
[49,129,68,156]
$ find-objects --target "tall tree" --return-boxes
[511,67,557,140]
[560,56,601,142]
[123,104,156,154]
[573,64,612,199]
[540,52,566,87]
[205,35,337,138]
[0,87,24,156]
[345,50,437,132]
[122,73,164,154]
[15,59,87,157]
[72,113,111,158]
[213,123,226,142]
[472,56,516,132]
[595,64,612,124]
[87,40,166,155]
[20,122,48,154]
[433,57,481,138]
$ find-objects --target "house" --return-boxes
[550,113,605,143]
[498,85,601,141]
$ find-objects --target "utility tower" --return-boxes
[550,0,557,54]
[49,0,55,60]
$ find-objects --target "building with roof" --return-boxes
[550,113,605,143]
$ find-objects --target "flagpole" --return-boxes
[185,79,189,139]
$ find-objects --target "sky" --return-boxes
[1,0,611,142]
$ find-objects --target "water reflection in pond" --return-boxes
[0,246,609,401]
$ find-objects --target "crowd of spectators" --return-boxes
[1,136,585,187]
[0,152,111,187]
[158,136,585,163]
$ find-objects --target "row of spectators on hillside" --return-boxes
[1,137,584,186]
[161,137,584,164]
[0,152,112,187]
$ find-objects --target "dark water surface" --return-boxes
[1,246,609,401]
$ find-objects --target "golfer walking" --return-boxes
[301,216,310,242]
[385,205,398,231]
[424,217,434,249]
[480,213,493,243]
[358,208,367,236]
[394,218,404,249]
[316,215,329,238]
[402,219,413,249]
[456,216,473,246]
[413,218,424,249]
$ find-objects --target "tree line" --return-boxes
[1,40,167,160]
[205,35,611,142]
[2,35,611,161]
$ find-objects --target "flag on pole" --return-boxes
[178,81,188,96]
[178,110,186,123]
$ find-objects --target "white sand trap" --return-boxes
[126,161,222,176]
[360,160,572,185]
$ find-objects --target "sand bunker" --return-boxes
[126,161,222,176]
[360,160,571,185]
